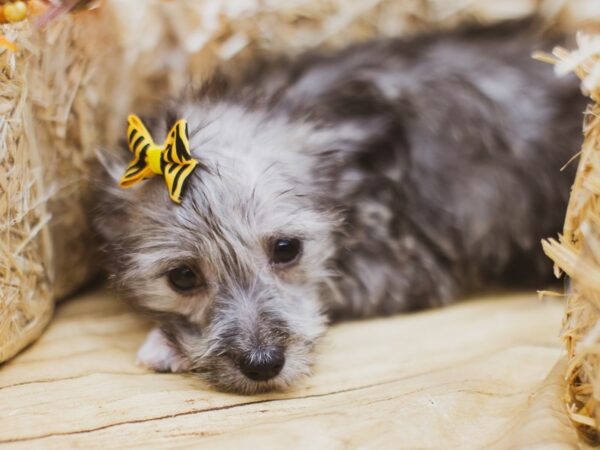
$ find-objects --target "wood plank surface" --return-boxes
[0,289,579,449]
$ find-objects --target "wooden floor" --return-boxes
[0,289,580,449]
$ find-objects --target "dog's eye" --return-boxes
[167,266,201,292]
[271,238,302,265]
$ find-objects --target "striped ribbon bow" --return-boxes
[119,114,199,204]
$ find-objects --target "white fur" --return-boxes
[137,328,191,373]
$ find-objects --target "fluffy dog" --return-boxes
[93,21,585,394]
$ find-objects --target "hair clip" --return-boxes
[119,114,199,204]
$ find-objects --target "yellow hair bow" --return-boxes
[119,114,199,204]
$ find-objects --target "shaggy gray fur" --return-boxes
[93,20,586,393]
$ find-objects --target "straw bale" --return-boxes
[542,33,600,443]
[0,5,136,361]
[0,21,54,362]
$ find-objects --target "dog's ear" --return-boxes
[95,147,128,184]
[90,148,134,243]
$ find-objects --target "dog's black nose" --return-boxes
[238,347,285,381]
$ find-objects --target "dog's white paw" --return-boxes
[136,328,191,373]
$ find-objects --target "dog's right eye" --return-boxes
[167,266,201,293]
[271,238,302,266]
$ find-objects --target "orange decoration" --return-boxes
[4,1,28,23]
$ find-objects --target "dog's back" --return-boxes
[213,20,585,317]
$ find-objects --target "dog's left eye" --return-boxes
[167,266,201,292]
[271,238,302,266]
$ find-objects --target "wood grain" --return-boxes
[0,289,579,449]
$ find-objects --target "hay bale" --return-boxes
[0,10,117,361]
[543,34,600,443]
[0,21,54,362]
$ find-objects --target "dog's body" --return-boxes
[94,21,585,393]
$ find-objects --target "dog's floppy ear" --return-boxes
[95,147,128,184]
[90,148,135,244]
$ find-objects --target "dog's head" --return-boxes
[94,103,340,393]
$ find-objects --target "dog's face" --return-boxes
[94,106,339,393]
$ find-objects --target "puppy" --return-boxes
[93,21,585,394]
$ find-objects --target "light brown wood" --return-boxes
[0,289,579,449]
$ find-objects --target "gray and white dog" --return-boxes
[93,20,585,394]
